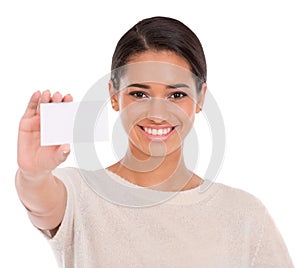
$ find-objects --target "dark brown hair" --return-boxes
[111,16,207,92]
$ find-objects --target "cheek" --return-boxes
[176,101,196,136]
[118,95,136,131]
[118,93,130,110]
[119,101,148,134]
[179,100,196,118]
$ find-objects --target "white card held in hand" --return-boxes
[40,101,109,146]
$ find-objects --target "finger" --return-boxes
[50,92,63,103]
[37,90,51,115]
[62,94,73,102]
[23,91,41,118]
[41,90,51,103]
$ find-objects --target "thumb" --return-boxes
[56,144,71,163]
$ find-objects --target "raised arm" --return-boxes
[15,90,72,234]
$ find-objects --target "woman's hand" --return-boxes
[17,90,73,178]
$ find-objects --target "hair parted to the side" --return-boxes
[110,16,207,92]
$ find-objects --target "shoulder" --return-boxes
[52,167,109,193]
[52,167,96,192]
[53,167,82,186]
[211,182,267,215]
[53,166,81,178]
[206,183,270,238]
[52,166,102,181]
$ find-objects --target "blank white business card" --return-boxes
[40,101,109,146]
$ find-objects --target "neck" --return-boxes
[109,143,200,191]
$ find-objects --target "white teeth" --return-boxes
[143,127,172,136]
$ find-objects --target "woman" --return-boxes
[15,16,293,267]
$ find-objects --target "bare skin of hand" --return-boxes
[17,90,73,177]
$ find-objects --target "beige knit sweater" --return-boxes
[42,167,293,267]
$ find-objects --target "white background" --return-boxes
[0,0,299,267]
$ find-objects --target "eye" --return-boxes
[129,91,148,99]
[169,92,187,99]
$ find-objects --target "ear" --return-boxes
[109,80,119,111]
[196,83,207,113]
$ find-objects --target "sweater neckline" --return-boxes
[97,169,219,206]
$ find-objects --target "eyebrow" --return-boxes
[127,83,150,89]
[126,83,190,89]
[167,83,190,89]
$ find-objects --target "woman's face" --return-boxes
[110,50,206,157]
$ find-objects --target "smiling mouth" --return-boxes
[138,125,176,138]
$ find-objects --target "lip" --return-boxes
[137,125,176,141]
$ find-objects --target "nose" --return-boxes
[146,98,171,123]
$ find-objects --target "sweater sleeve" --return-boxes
[251,208,294,267]
[40,167,83,267]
